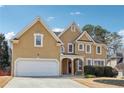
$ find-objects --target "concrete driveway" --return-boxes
[4,77,88,88]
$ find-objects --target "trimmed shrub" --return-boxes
[94,66,104,77]
[104,66,113,77]
[84,66,118,77]
[84,66,95,75]
[104,66,118,77]
[112,68,118,77]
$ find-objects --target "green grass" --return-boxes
[85,74,96,78]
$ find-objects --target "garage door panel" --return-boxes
[15,59,59,76]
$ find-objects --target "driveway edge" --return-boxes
[1,76,13,88]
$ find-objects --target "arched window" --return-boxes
[61,46,65,53]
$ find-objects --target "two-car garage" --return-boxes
[14,58,59,77]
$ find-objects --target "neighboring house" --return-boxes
[11,17,107,77]
[107,49,124,77]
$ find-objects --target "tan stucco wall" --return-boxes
[59,26,80,53]
[13,21,60,63]
[78,33,89,41]
[74,33,107,65]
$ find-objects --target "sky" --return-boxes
[0,5,124,42]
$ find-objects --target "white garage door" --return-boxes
[15,59,59,76]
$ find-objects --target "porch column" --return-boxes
[71,59,74,75]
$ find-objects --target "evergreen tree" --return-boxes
[82,24,123,57]
[0,33,9,70]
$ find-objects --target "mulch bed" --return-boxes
[0,69,12,87]
[73,77,122,88]
[0,70,11,76]
[94,79,124,87]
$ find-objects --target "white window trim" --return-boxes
[61,46,65,53]
[34,33,43,47]
[96,45,102,55]
[86,44,91,54]
[77,60,82,71]
[78,43,84,51]
[93,59,105,66]
[68,43,74,53]
[86,58,93,66]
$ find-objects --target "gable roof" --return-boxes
[58,22,81,37]
[75,31,96,43]
[75,31,107,49]
[12,17,63,44]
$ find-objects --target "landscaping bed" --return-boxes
[73,77,123,88]
[0,70,11,76]
[94,79,124,87]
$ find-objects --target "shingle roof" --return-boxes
[93,38,105,44]
[54,32,61,36]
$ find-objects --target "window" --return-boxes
[96,45,101,54]
[101,61,104,66]
[78,43,84,51]
[71,25,76,32]
[61,46,65,53]
[77,60,82,71]
[87,60,92,66]
[68,43,74,53]
[86,44,91,53]
[34,33,43,47]
[94,60,104,66]
[86,58,92,66]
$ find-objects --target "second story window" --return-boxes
[86,44,91,54]
[34,33,43,47]
[96,45,102,54]
[78,43,84,51]
[68,43,74,53]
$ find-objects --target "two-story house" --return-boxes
[11,17,107,76]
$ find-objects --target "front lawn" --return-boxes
[94,79,124,87]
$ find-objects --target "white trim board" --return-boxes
[76,31,107,49]
[78,43,84,51]
[58,22,81,37]
[76,31,95,43]
[11,17,63,45]
[86,58,93,65]
[96,45,102,55]
[14,58,59,63]
[14,58,59,76]
[93,59,106,66]
[67,43,74,53]
[85,43,91,54]
[34,33,44,47]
